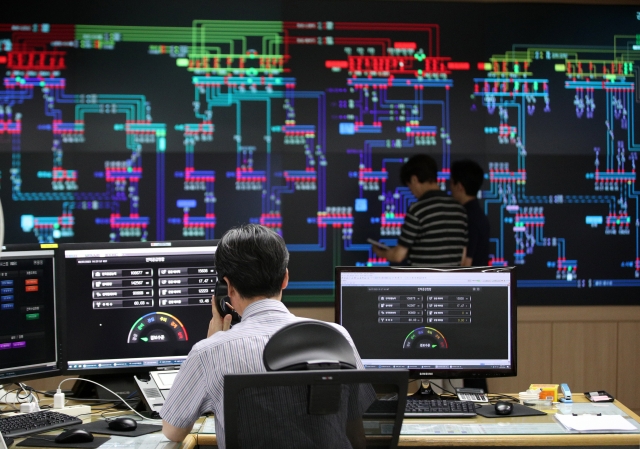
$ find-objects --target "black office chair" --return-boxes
[263,320,358,371]
[224,321,408,449]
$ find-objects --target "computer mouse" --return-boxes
[108,417,138,431]
[55,429,94,444]
[494,401,513,415]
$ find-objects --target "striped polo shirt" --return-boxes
[160,299,365,449]
[398,190,468,266]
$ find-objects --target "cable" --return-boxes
[56,378,162,423]
[17,384,40,404]
[0,386,22,411]
[486,393,519,404]
[429,381,456,397]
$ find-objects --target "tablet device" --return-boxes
[367,238,390,250]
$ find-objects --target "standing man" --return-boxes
[450,160,490,266]
[450,160,491,391]
[160,224,367,448]
[373,154,468,266]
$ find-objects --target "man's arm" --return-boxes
[460,247,472,266]
[162,420,193,442]
[372,244,408,263]
[161,300,229,442]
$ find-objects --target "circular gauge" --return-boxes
[403,327,448,350]
[127,312,188,343]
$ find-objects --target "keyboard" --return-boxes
[367,398,477,418]
[0,410,82,438]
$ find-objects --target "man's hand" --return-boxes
[371,245,386,259]
[372,244,408,263]
[207,296,232,338]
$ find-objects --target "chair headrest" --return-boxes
[263,321,358,371]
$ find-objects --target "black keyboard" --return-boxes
[0,410,82,438]
[367,398,477,418]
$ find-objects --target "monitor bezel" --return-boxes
[0,243,61,383]
[335,265,517,380]
[56,239,219,377]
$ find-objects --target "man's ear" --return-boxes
[281,269,289,290]
[224,276,237,297]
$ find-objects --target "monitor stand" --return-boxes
[409,380,439,399]
[69,374,144,411]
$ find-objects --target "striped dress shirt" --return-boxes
[160,299,365,449]
[398,190,468,266]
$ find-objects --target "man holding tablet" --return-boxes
[372,154,468,266]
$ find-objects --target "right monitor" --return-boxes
[335,266,516,380]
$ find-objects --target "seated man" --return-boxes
[160,224,367,448]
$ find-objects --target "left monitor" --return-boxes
[0,244,59,382]
[57,240,218,375]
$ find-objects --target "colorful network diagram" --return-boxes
[1,2,639,304]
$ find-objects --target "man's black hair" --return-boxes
[400,154,438,185]
[214,223,289,299]
[450,159,485,196]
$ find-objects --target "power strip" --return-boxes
[2,405,91,418]
[51,405,92,418]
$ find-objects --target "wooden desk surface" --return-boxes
[4,394,640,448]
[193,394,640,448]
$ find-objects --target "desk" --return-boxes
[191,394,640,448]
[5,395,640,448]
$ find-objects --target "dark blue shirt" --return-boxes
[464,198,490,266]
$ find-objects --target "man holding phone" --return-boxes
[161,224,366,448]
[372,154,468,266]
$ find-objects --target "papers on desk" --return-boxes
[554,414,638,432]
[99,433,181,449]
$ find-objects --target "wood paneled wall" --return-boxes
[486,306,640,416]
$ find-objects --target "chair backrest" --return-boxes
[263,320,358,371]
[224,369,408,449]
[224,321,407,449]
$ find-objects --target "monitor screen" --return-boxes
[57,240,218,374]
[335,266,516,380]
[0,244,59,382]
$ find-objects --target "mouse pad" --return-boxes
[475,402,547,418]
[64,421,162,437]
[17,435,110,448]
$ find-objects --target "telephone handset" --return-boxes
[214,277,242,325]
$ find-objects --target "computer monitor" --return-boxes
[57,240,219,376]
[0,244,59,383]
[335,266,516,381]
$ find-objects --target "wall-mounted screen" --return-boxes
[1,1,639,305]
